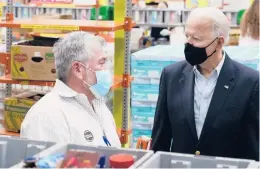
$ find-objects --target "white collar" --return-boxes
[53,79,106,102]
[194,51,226,77]
[53,79,78,98]
[214,51,226,76]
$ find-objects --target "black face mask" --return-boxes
[184,37,218,66]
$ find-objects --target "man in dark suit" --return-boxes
[151,7,259,161]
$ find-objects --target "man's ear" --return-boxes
[71,62,83,79]
[216,36,225,50]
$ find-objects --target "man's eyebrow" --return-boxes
[99,57,107,61]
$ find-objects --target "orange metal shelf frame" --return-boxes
[0,74,56,86]
[0,74,131,89]
[0,19,135,32]
[0,128,20,137]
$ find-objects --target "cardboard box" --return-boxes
[227,29,240,46]
[32,14,73,20]
[4,91,46,132]
[11,44,56,81]
[13,0,26,4]
[32,14,73,34]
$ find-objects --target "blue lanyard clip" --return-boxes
[103,136,111,146]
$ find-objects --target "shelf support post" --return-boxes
[114,0,133,148]
[95,0,100,20]
[5,0,13,97]
[114,0,125,147]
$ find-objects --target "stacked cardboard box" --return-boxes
[130,45,185,148]
[4,91,46,132]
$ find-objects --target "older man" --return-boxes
[151,7,259,160]
[21,32,121,147]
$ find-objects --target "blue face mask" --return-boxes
[81,63,112,99]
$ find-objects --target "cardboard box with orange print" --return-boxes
[11,44,56,81]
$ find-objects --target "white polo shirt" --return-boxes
[20,79,121,148]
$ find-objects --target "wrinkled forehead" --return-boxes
[185,16,214,39]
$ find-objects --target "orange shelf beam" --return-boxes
[0,128,20,137]
[0,74,130,89]
[0,74,56,86]
[0,19,136,32]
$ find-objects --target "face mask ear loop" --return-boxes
[76,61,94,72]
[206,37,219,58]
[78,62,95,87]
[208,50,217,57]
[205,37,219,48]
[82,80,91,87]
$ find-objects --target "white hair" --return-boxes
[188,7,230,43]
[53,31,106,83]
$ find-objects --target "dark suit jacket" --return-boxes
[151,54,259,161]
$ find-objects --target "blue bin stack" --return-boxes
[130,45,185,148]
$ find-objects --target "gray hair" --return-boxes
[53,31,106,83]
[188,7,230,43]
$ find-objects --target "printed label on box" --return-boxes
[11,45,56,81]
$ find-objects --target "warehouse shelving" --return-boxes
[0,0,135,148]
[1,5,242,28]
[0,19,129,31]
[0,74,131,88]
[0,127,19,136]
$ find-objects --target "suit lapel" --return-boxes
[199,55,235,142]
[179,65,198,142]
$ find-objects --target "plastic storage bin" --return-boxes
[22,143,154,168]
[0,136,55,168]
[140,151,258,168]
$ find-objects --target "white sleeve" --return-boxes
[20,113,70,144]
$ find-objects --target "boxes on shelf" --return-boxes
[131,45,184,78]
[130,45,184,147]
[32,14,73,34]
[228,29,240,46]
[131,83,159,102]
[140,151,258,168]
[91,5,114,20]
[132,101,156,124]
[13,0,27,4]
[4,91,46,132]
[13,143,154,168]
[11,40,56,81]
[0,136,55,168]
[131,101,156,148]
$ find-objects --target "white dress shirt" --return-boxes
[20,79,121,147]
[193,53,226,138]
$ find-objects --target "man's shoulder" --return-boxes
[27,91,61,116]
[164,60,190,75]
